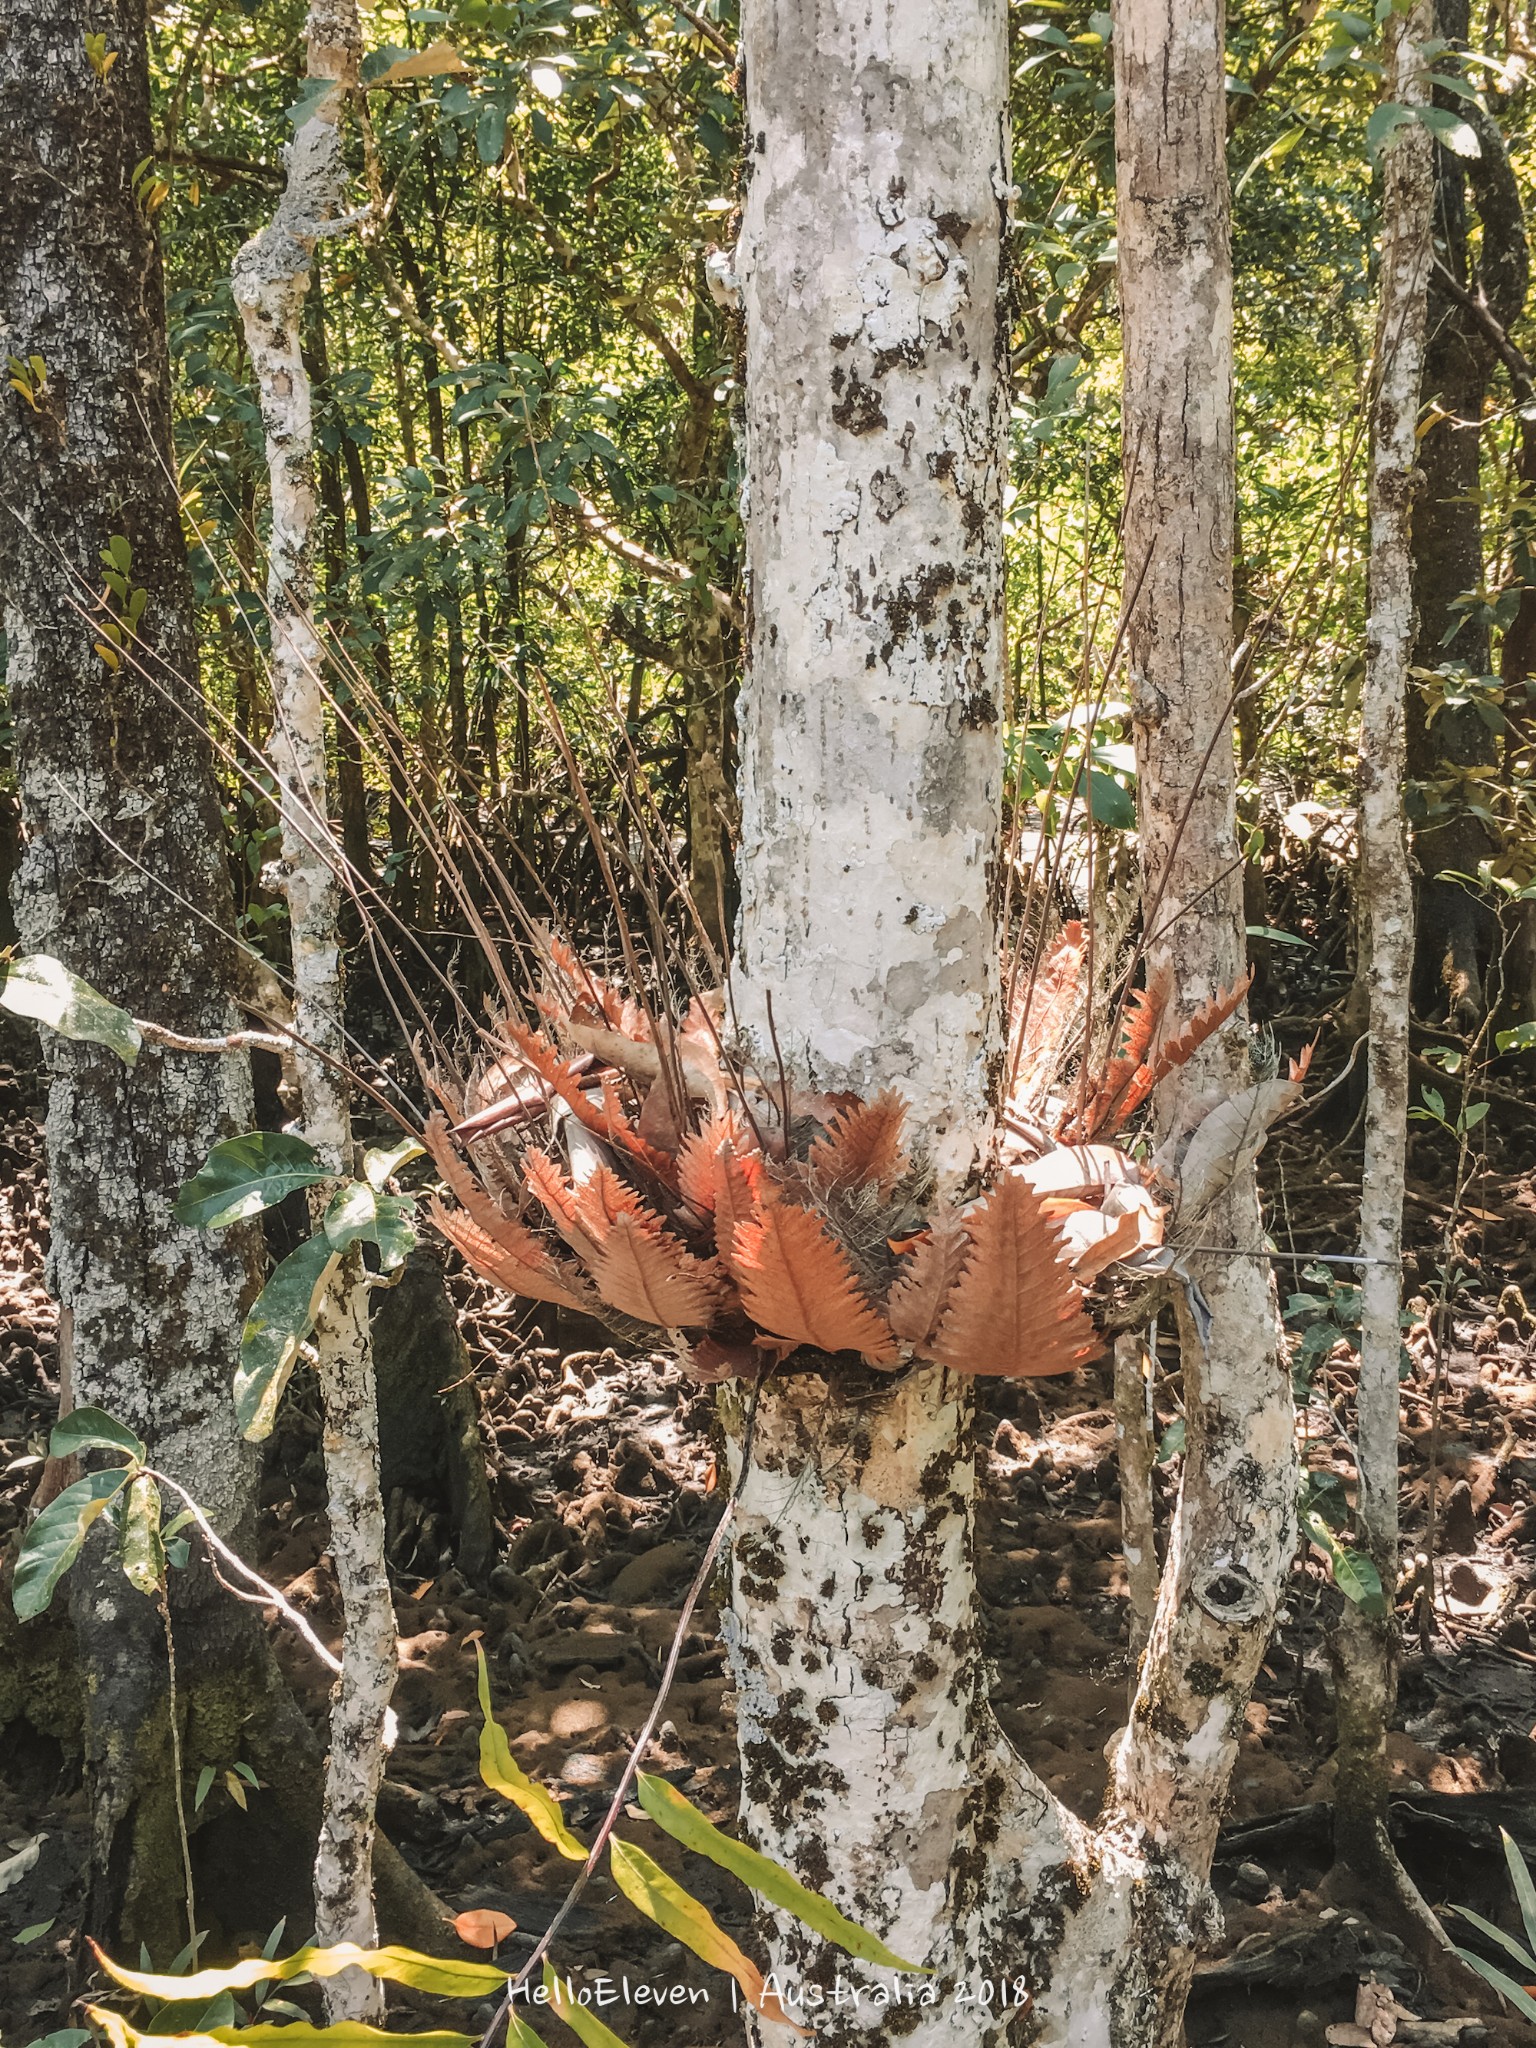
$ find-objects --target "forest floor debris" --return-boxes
[1,1029,1535,2044]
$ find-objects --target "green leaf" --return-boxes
[14,1468,132,1620]
[543,1963,632,2047]
[1418,103,1480,157]
[506,2020,551,2048]
[1246,925,1311,948]
[106,534,133,574]
[49,1405,145,1462]
[1156,1418,1185,1463]
[94,1941,508,2003]
[194,1764,216,1811]
[235,1235,340,1441]
[1497,1020,1536,1054]
[635,1772,926,1971]
[476,101,506,163]
[363,1136,424,1189]
[287,75,336,128]
[1087,769,1135,830]
[120,1473,166,1598]
[608,1839,783,2022]
[13,1918,57,1944]
[1365,100,1412,157]
[0,955,141,1065]
[175,1131,329,1230]
[1503,1827,1536,1959]
[24,2032,89,2048]
[1449,1944,1536,2022]
[1300,1504,1385,1617]
[474,1645,586,1860]
[323,1182,417,1271]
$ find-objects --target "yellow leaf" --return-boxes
[370,38,469,85]
[224,1769,247,1811]
[635,1772,926,1970]
[607,1839,807,2032]
[543,1962,635,2047]
[474,1644,586,1860]
[92,1939,507,2001]
[87,2010,475,2048]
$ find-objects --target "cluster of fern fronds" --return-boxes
[423,931,1253,1382]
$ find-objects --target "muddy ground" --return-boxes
[1,1027,1535,2047]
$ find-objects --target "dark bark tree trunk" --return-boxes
[0,0,265,1956]
[1407,0,1528,1020]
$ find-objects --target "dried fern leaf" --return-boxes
[927,1175,1097,1378]
[426,1198,595,1313]
[1146,967,1254,1088]
[806,1086,910,1193]
[569,1165,666,1250]
[545,935,632,1031]
[597,1076,683,1188]
[1062,970,1172,1141]
[522,1148,598,1258]
[1005,919,1086,1117]
[678,1113,756,1213]
[885,1223,968,1347]
[732,1198,898,1363]
[502,1023,615,1144]
[589,1212,725,1329]
[710,1140,766,1267]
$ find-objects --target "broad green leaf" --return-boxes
[120,1473,166,1597]
[49,1405,145,1462]
[1299,1506,1386,1618]
[175,1132,329,1230]
[93,1940,508,2002]
[1503,1828,1536,1958]
[1417,104,1480,157]
[607,1839,804,2031]
[543,1963,633,2047]
[476,101,506,163]
[14,1469,132,1620]
[506,2019,551,2048]
[1365,100,1412,157]
[14,1917,57,1943]
[636,1772,925,1971]
[474,1645,585,1860]
[0,955,140,1065]
[363,1136,424,1189]
[24,2032,89,2048]
[1449,1946,1536,2023]
[236,1235,340,1441]
[323,1183,416,1271]
[90,2007,475,2048]
[1497,1020,1536,1054]
[1086,769,1135,830]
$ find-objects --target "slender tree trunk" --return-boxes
[1113,0,1298,2035]
[232,1,395,2015]
[0,0,269,1960]
[1406,0,1527,1020]
[724,6,1296,2041]
[1332,3,1432,1879]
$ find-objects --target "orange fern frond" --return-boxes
[1144,966,1254,1090]
[501,1022,615,1143]
[522,1148,598,1258]
[425,1199,595,1314]
[709,1139,766,1266]
[545,935,634,1032]
[926,1175,1097,1378]
[885,1223,968,1347]
[806,1086,910,1193]
[1005,919,1086,1110]
[568,1165,666,1253]
[588,1212,726,1328]
[731,1197,899,1363]
[597,1075,681,1188]
[1062,971,1172,1141]
[678,1112,757,1212]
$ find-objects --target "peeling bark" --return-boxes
[1333,4,1432,1880]
[0,0,265,1958]
[723,3,1296,2042]
[1112,0,1297,2036]
[232,2,394,2015]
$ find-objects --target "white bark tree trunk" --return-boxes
[725,4,1297,2042]
[1113,3,1297,2032]
[1333,3,1433,1874]
[232,2,394,2016]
